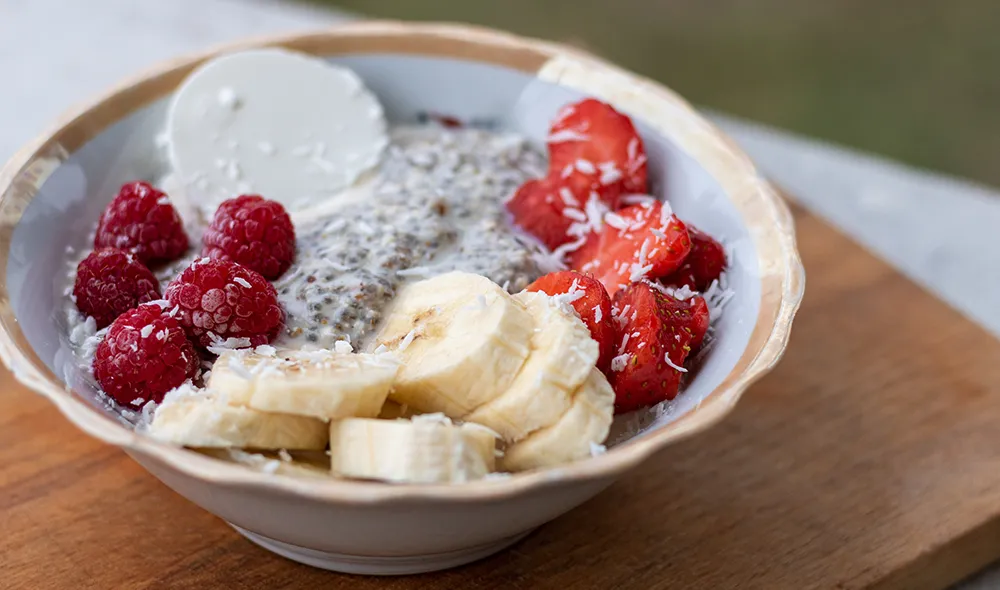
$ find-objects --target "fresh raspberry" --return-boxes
[202,195,296,280]
[94,181,189,264]
[73,248,161,329]
[164,258,283,348]
[93,302,199,407]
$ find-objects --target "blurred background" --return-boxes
[320,0,1000,188]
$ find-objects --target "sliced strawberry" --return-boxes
[547,99,649,197]
[608,282,709,413]
[677,292,711,351]
[505,178,570,251]
[525,271,615,372]
[589,200,691,296]
[661,227,727,291]
[506,177,608,252]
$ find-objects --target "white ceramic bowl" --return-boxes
[0,22,804,575]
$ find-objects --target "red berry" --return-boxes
[506,177,609,252]
[94,181,189,264]
[608,281,709,413]
[526,271,616,373]
[93,302,199,407]
[547,98,648,198]
[73,248,161,329]
[585,200,692,296]
[202,195,296,280]
[164,258,283,348]
[661,227,727,292]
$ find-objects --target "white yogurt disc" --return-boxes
[166,48,387,215]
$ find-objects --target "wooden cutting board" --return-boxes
[4,200,1000,590]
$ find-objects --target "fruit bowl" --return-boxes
[0,21,804,574]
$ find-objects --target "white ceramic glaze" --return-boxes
[0,22,805,574]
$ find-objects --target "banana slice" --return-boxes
[147,386,328,450]
[464,291,599,442]
[499,369,614,472]
[208,349,400,420]
[328,415,498,484]
[374,272,533,417]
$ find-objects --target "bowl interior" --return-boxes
[7,52,759,444]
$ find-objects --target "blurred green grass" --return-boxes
[319,0,1000,187]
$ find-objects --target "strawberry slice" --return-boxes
[505,178,571,251]
[506,177,609,252]
[589,200,691,296]
[547,99,648,202]
[661,227,727,291]
[526,271,615,372]
[608,281,709,413]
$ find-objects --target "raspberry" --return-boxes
[93,302,199,407]
[73,248,161,329]
[164,258,283,348]
[94,181,189,264]
[202,195,295,280]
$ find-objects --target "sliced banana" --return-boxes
[464,291,599,442]
[328,415,497,484]
[147,387,328,450]
[374,272,533,417]
[208,349,399,420]
[499,368,614,472]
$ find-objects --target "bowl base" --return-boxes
[230,524,534,575]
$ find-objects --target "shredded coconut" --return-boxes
[547,129,589,142]
[610,353,631,372]
[598,161,622,185]
[233,277,252,289]
[605,212,629,230]
[140,325,154,338]
[398,327,420,351]
[664,353,688,373]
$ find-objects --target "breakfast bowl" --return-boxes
[0,21,804,575]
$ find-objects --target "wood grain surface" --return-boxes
[3,203,1000,590]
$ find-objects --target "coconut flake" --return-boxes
[610,353,631,372]
[598,161,622,185]
[664,353,688,373]
[547,129,589,142]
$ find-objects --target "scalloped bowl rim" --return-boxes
[0,21,804,503]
